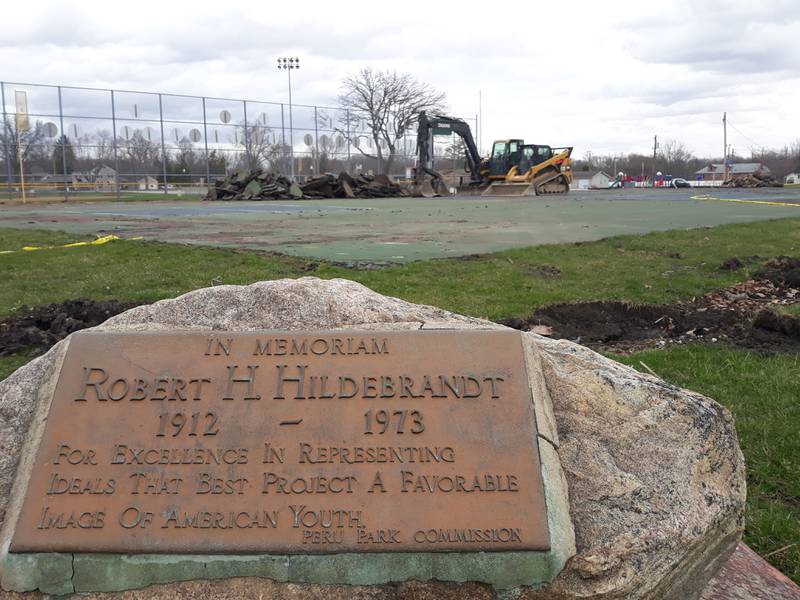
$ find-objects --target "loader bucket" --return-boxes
[481,182,535,197]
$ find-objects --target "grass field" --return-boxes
[1,220,798,583]
[2,217,800,319]
[615,347,800,582]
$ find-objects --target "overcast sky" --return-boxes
[2,0,799,159]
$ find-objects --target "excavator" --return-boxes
[413,111,573,197]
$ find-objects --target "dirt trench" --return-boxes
[500,257,800,353]
[0,299,143,356]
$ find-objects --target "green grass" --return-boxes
[0,229,314,315]
[342,217,800,319]
[2,218,800,320]
[779,304,800,316]
[2,220,800,583]
[0,351,39,382]
[615,346,800,584]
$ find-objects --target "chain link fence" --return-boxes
[0,81,478,200]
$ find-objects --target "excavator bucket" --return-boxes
[408,178,449,198]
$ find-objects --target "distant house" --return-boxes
[589,171,612,189]
[93,166,117,192]
[571,171,611,190]
[138,176,159,191]
[695,163,769,182]
[69,165,118,192]
[39,174,73,189]
[786,173,800,185]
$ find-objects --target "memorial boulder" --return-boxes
[0,278,746,599]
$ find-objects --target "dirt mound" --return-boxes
[753,308,800,339]
[503,299,800,353]
[755,256,800,288]
[718,256,761,271]
[501,261,800,353]
[518,301,733,345]
[0,300,143,356]
[723,170,782,188]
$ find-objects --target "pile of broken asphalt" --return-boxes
[205,170,406,201]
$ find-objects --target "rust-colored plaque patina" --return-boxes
[11,330,550,554]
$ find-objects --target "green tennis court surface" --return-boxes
[2,188,799,262]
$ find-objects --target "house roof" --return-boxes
[695,163,768,175]
[573,171,610,179]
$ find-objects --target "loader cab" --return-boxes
[518,145,554,173]
[489,139,524,176]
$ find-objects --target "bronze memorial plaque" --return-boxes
[11,330,550,554]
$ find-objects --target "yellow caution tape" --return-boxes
[1,235,142,255]
[691,194,800,208]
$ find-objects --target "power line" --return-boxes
[727,120,762,151]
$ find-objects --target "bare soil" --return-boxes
[5,258,800,358]
[500,257,800,353]
[0,300,143,356]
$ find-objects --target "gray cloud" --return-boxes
[2,0,798,157]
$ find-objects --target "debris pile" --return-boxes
[205,170,407,200]
[723,170,782,188]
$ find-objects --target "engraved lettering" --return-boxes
[53,445,97,465]
[223,365,260,401]
[75,367,108,401]
[37,506,105,529]
[274,364,306,399]
[368,471,386,493]
[129,472,182,494]
[262,443,286,464]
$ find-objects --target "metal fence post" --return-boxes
[346,108,351,173]
[280,103,286,175]
[202,97,210,188]
[158,93,167,195]
[57,86,68,202]
[1,82,13,200]
[314,106,319,176]
[110,90,120,199]
[243,100,250,170]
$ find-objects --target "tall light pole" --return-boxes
[277,57,299,180]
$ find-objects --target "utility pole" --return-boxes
[651,134,658,187]
[722,112,728,182]
[478,90,482,155]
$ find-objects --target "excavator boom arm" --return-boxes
[416,112,484,184]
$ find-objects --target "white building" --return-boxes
[572,171,612,190]
[138,176,159,191]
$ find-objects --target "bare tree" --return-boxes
[307,132,347,173]
[1,118,50,173]
[237,124,286,171]
[122,130,160,174]
[94,130,115,163]
[335,67,446,174]
[174,138,199,175]
[658,139,694,176]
